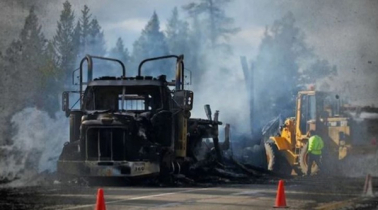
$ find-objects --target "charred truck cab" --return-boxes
[58,55,227,178]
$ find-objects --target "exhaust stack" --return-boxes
[204,104,212,121]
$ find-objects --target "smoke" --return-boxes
[0,0,61,50]
[326,111,378,178]
[190,55,251,136]
[1,0,378,184]
[340,153,378,178]
[0,107,68,184]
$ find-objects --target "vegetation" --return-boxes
[0,1,336,141]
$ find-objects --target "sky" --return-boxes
[0,0,377,104]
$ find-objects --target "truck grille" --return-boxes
[85,127,128,161]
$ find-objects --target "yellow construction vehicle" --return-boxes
[264,88,378,176]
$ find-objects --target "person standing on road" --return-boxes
[307,130,324,176]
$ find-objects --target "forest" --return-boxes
[0,0,337,178]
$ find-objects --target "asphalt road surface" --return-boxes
[1,176,378,210]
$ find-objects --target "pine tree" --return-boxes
[301,58,337,84]
[252,13,303,127]
[166,7,180,54]
[72,20,82,66]
[183,0,239,50]
[53,0,76,86]
[132,11,170,78]
[19,6,46,64]
[79,5,92,58]
[0,6,51,116]
[109,37,130,76]
[110,37,130,65]
[166,7,204,86]
[13,6,46,103]
[76,6,107,59]
[75,5,108,79]
[38,41,61,114]
[251,12,336,128]
[88,18,106,56]
[3,40,23,65]
[166,7,190,56]
[0,52,9,145]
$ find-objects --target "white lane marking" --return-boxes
[233,189,360,197]
[232,190,262,196]
[61,187,210,210]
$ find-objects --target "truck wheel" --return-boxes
[265,143,278,171]
[299,143,319,175]
[265,143,292,175]
[277,156,293,176]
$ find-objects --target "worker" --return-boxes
[307,130,324,176]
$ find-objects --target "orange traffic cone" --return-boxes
[95,188,106,210]
[274,180,288,208]
[363,174,374,197]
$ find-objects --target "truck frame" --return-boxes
[57,54,228,179]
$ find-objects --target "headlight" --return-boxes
[81,115,88,122]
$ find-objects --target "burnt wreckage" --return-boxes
[58,55,230,179]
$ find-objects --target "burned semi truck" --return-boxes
[57,54,228,179]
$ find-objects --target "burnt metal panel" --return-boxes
[88,80,164,87]
[85,126,130,161]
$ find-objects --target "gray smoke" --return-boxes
[0,108,68,184]
[3,0,377,103]
[0,0,377,183]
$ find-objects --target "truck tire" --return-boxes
[278,155,293,176]
[265,143,292,175]
[299,143,319,175]
[265,143,278,171]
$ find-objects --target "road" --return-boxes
[1,176,378,210]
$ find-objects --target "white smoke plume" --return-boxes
[190,55,251,136]
[1,0,377,184]
[0,107,68,184]
[340,153,378,178]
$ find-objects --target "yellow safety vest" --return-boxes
[308,135,324,155]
